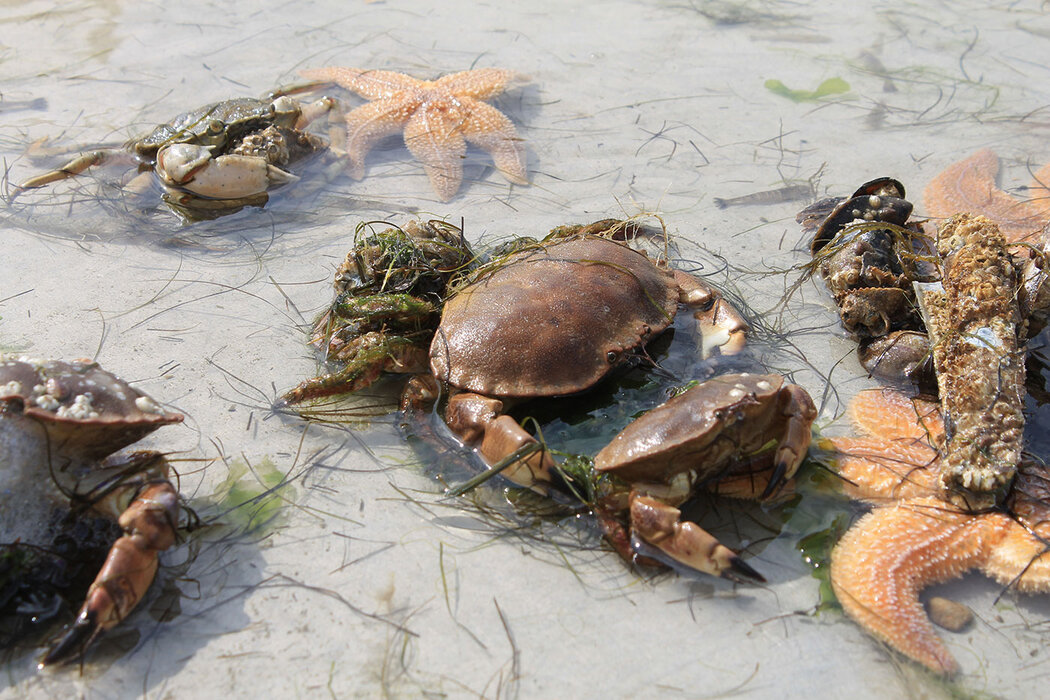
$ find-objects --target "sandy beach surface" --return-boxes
[3,1,1050,697]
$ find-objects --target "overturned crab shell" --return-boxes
[0,358,183,460]
[431,236,679,398]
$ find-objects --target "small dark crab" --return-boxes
[281,219,477,405]
[802,178,1050,391]
[800,177,939,385]
[14,89,338,222]
[0,357,183,666]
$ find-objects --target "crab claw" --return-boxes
[41,480,179,667]
[156,143,298,199]
[672,270,748,357]
[629,494,765,583]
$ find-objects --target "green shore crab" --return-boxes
[14,89,338,222]
[284,219,817,580]
[1,357,183,665]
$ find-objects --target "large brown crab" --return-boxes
[284,219,817,579]
[0,357,183,665]
[13,90,337,222]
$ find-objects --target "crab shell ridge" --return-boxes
[430,237,679,398]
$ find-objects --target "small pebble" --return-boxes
[927,596,973,631]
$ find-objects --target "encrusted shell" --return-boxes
[0,357,183,460]
[430,237,679,398]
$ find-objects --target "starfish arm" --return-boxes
[831,496,996,675]
[825,436,940,501]
[459,98,528,185]
[300,67,421,99]
[402,105,466,201]
[981,469,1050,591]
[341,98,418,179]
[848,388,943,443]
[435,68,522,100]
[923,149,1045,241]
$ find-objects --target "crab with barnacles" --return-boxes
[0,357,184,665]
[801,178,1050,390]
[284,218,817,580]
[14,90,337,222]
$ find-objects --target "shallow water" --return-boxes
[3,1,1050,697]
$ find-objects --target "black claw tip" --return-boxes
[39,610,100,668]
[726,556,767,584]
[760,462,787,500]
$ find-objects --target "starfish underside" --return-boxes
[300,66,528,200]
[827,388,1050,675]
[922,148,1050,242]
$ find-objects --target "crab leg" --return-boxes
[42,472,179,666]
[16,150,110,191]
[281,332,429,404]
[672,270,748,357]
[445,392,557,493]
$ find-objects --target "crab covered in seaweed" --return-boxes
[281,218,478,405]
[14,89,338,222]
[0,357,183,666]
[284,218,817,580]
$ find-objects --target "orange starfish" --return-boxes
[826,388,1050,675]
[300,66,528,200]
[922,148,1050,242]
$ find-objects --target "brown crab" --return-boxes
[592,373,816,580]
[0,357,183,665]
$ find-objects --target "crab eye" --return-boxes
[207,119,224,134]
[606,350,621,363]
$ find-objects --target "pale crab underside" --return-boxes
[826,388,1050,675]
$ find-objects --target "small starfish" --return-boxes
[825,388,1050,675]
[922,148,1050,242]
[300,66,528,200]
